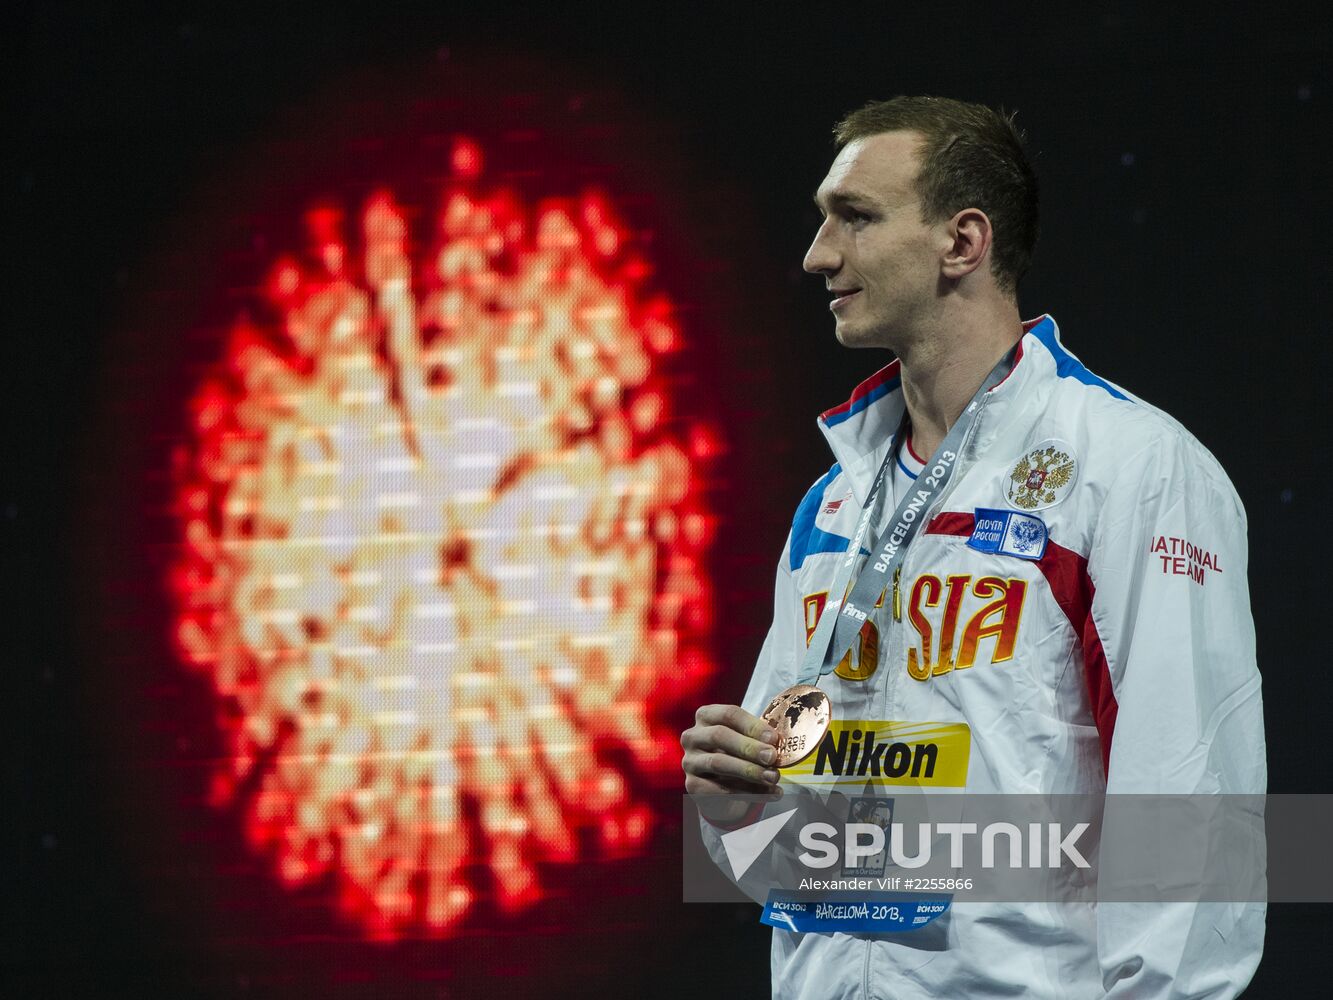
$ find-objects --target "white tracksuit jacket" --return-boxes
[709,314,1266,998]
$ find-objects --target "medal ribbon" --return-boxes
[796,345,1018,686]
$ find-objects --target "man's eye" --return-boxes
[847,210,872,224]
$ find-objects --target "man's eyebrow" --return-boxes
[812,188,877,213]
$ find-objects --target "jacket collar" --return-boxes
[817,314,1061,505]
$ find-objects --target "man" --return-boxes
[680,96,1266,997]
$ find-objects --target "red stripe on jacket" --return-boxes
[924,512,1119,776]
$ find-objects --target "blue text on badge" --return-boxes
[967,508,1048,561]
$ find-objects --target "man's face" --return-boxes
[804,131,945,349]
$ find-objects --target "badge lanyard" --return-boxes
[795,345,1018,687]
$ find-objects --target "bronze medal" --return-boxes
[761,684,832,768]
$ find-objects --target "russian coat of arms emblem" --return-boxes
[1005,442,1077,510]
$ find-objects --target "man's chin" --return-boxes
[834,313,899,351]
[834,322,877,348]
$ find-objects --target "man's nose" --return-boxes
[803,219,840,275]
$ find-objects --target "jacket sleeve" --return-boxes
[1085,428,1267,997]
[697,532,802,886]
[740,536,802,718]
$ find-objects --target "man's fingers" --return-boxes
[712,773,784,797]
[691,704,780,744]
[684,748,781,788]
[702,724,780,767]
[681,704,784,794]
[684,773,733,796]
[679,721,779,770]
[687,772,783,800]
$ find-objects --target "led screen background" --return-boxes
[5,4,1328,998]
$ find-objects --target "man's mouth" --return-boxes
[829,288,861,311]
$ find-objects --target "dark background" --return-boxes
[4,2,1328,997]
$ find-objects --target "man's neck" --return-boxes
[896,305,1024,459]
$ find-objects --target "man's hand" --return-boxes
[681,704,781,793]
[681,704,782,825]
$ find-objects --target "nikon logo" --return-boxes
[781,720,970,788]
[813,728,938,779]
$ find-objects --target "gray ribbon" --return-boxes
[796,345,1018,685]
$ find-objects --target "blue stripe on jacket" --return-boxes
[1029,317,1130,402]
[789,463,866,571]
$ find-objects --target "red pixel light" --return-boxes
[169,138,718,938]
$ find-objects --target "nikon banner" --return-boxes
[677,792,1333,909]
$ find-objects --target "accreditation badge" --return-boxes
[761,890,951,934]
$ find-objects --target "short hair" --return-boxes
[833,95,1039,299]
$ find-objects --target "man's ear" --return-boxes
[940,208,993,282]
